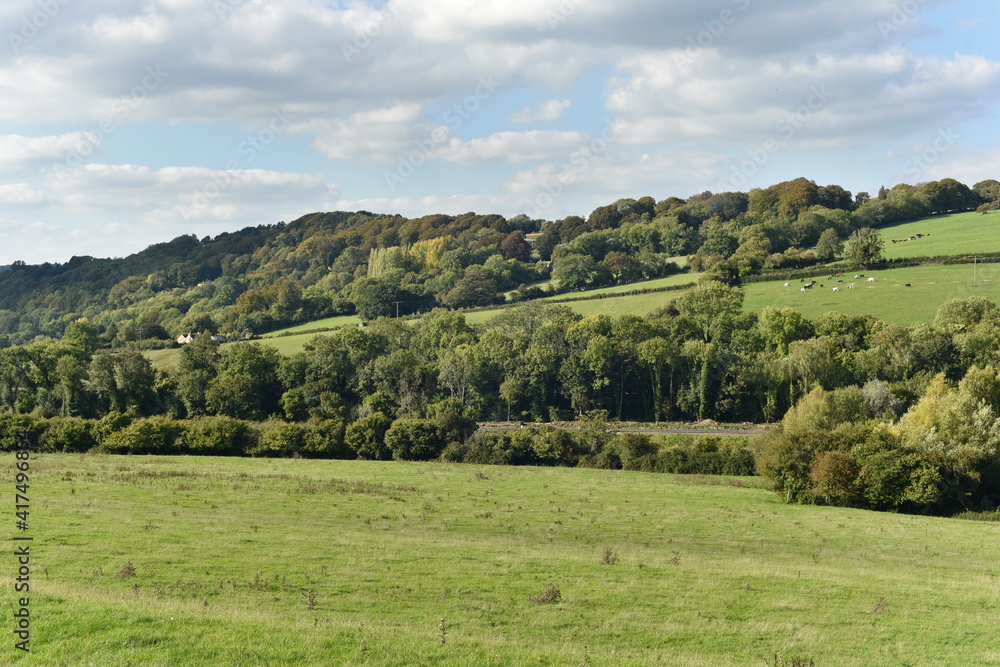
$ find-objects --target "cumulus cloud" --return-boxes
[607,49,1000,149]
[436,130,590,165]
[0,183,46,205]
[510,99,571,124]
[0,133,102,166]
[297,104,452,163]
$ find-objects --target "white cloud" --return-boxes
[607,49,1000,149]
[0,183,46,205]
[0,133,100,169]
[510,99,571,124]
[436,130,590,165]
[297,104,453,164]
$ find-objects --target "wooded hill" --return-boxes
[1,177,998,349]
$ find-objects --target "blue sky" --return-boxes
[1,0,998,264]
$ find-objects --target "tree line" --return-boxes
[3,283,1000,513]
[1,177,997,350]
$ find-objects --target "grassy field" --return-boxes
[9,454,998,665]
[879,211,1000,260]
[146,330,335,370]
[262,314,361,337]
[539,272,699,303]
[743,263,1000,324]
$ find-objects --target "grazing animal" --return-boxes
[905,283,911,287]
[832,287,839,292]
[837,280,844,284]
[784,282,790,287]
[848,283,856,289]
[819,284,824,287]
[800,287,806,292]
[867,277,875,282]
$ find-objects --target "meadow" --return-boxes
[9,454,998,665]
[878,211,1000,260]
[743,263,1000,324]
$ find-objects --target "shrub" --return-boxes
[530,427,579,466]
[251,421,305,458]
[183,416,253,456]
[345,412,392,461]
[40,417,98,453]
[615,433,657,471]
[385,418,446,461]
[93,411,132,445]
[855,449,941,511]
[442,430,536,465]
[809,450,860,506]
[0,414,40,452]
[99,417,184,454]
[302,418,351,458]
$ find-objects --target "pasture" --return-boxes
[539,272,699,303]
[875,210,1000,260]
[743,263,1000,324]
[10,454,998,665]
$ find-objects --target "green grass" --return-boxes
[12,454,1000,665]
[743,263,1000,323]
[877,210,1000,259]
[539,272,700,302]
[262,314,361,337]
[146,329,354,370]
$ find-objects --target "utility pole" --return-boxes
[969,256,985,287]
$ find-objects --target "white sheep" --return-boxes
[800,287,806,292]
[848,283,856,289]
[867,277,875,282]
[832,287,839,292]
[784,282,790,287]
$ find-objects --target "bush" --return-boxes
[345,412,392,461]
[385,418,446,461]
[442,430,536,465]
[94,411,132,445]
[854,448,941,511]
[99,417,184,454]
[302,418,351,458]
[40,417,98,453]
[183,416,254,456]
[0,414,40,452]
[809,450,860,506]
[530,427,579,466]
[655,435,756,476]
[251,421,305,458]
[615,433,657,471]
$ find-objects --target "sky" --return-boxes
[1,0,998,265]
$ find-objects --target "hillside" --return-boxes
[2,176,997,350]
